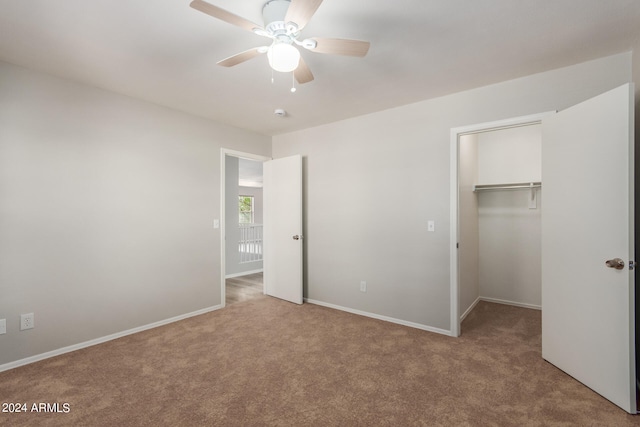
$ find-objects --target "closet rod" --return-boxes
[473,182,542,192]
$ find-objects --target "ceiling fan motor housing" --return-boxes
[262,0,299,48]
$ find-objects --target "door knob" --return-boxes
[605,258,625,270]
[292,235,303,240]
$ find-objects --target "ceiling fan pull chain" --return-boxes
[291,72,297,93]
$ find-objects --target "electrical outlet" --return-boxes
[20,313,34,331]
[0,319,6,335]
[360,281,367,292]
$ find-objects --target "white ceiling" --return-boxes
[1,0,639,136]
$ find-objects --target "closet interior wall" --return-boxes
[459,125,542,319]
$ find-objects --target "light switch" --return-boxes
[428,220,435,232]
[0,319,6,335]
[213,219,220,229]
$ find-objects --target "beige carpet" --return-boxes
[0,298,637,426]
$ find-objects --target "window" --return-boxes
[239,195,254,224]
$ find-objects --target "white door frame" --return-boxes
[449,112,553,337]
[220,148,271,308]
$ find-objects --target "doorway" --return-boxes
[458,123,542,329]
[220,149,271,307]
[221,151,304,307]
[449,112,550,337]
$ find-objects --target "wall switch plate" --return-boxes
[428,220,435,232]
[213,219,220,229]
[0,319,6,334]
[20,313,34,331]
[360,281,367,292]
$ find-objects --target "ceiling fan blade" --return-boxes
[294,57,314,84]
[285,0,323,30]
[217,47,267,67]
[308,38,370,57]
[190,0,262,33]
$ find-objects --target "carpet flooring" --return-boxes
[0,299,637,426]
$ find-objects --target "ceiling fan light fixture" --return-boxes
[267,42,300,72]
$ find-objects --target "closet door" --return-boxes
[541,84,635,413]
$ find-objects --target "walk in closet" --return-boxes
[458,124,542,320]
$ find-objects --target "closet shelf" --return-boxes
[473,182,542,192]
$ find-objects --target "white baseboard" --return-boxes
[460,297,481,321]
[479,296,541,311]
[305,298,452,337]
[225,269,263,279]
[0,304,223,373]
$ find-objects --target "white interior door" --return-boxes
[263,155,303,304]
[541,84,636,413]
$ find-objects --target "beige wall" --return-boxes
[272,52,633,332]
[0,61,270,366]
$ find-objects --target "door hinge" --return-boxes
[630,260,637,270]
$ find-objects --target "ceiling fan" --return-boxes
[190,0,371,84]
